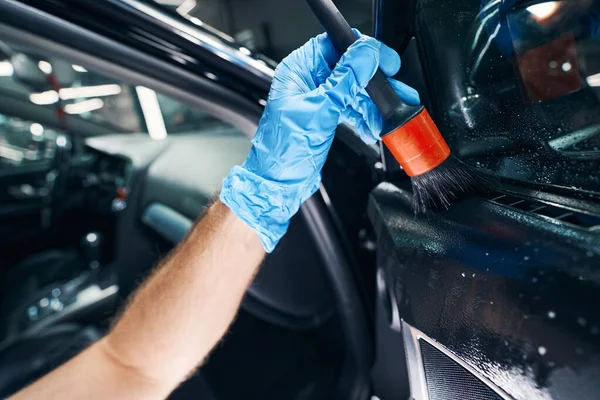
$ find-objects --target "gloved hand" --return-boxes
[220,32,420,252]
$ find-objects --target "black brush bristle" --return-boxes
[411,156,488,214]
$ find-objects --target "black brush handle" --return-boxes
[305,0,421,133]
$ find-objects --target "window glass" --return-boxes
[0,46,143,134]
[0,40,246,169]
[419,0,600,193]
[156,93,235,134]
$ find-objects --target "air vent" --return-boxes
[491,194,600,229]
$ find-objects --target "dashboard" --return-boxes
[94,153,131,189]
[76,146,134,216]
[82,133,336,330]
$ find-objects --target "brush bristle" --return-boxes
[411,156,488,214]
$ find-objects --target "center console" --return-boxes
[2,232,119,344]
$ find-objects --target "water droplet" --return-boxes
[485,252,489,256]
[587,251,595,258]
[524,314,529,320]
[524,256,530,261]
[547,311,556,319]
[461,272,466,277]
[532,277,538,283]
[538,346,547,356]
[490,301,494,305]
[549,361,556,367]
[534,248,539,252]
[577,317,587,327]
[472,273,476,277]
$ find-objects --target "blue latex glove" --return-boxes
[220,33,420,252]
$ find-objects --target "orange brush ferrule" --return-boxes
[381,108,450,177]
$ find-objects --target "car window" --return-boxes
[0,45,143,134]
[419,0,600,193]
[0,40,246,169]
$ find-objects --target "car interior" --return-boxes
[0,27,378,398]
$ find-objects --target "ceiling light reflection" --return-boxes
[527,2,560,21]
[72,65,88,73]
[59,84,121,100]
[586,73,600,87]
[0,61,14,76]
[30,90,59,105]
[30,123,44,136]
[135,86,167,140]
[64,98,104,114]
[38,60,52,74]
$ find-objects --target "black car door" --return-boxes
[370,1,600,399]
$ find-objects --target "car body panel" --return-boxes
[371,0,600,399]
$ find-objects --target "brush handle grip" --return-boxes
[306,0,420,131]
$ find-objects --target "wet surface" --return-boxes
[369,181,600,400]
[406,0,600,193]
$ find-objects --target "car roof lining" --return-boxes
[0,22,260,139]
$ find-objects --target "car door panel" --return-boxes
[369,181,600,400]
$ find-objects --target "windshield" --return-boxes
[418,0,600,194]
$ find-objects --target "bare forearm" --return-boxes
[12,201,264,399]
[106,200,264,385]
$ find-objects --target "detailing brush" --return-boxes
[306,0,483,213]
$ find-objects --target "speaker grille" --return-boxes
[420,340,502,400]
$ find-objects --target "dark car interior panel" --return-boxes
[369,181,600,399]
[368,0,600,399]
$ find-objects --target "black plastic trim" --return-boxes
[301,192,372,400]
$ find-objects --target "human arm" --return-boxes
[11,32,419,400]
[10,201,264,399]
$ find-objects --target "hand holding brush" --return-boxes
[306,0,483,213]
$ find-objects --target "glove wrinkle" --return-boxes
[220,32,420,252]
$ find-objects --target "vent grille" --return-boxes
[420,340,502,400]
[491,194,600,229]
